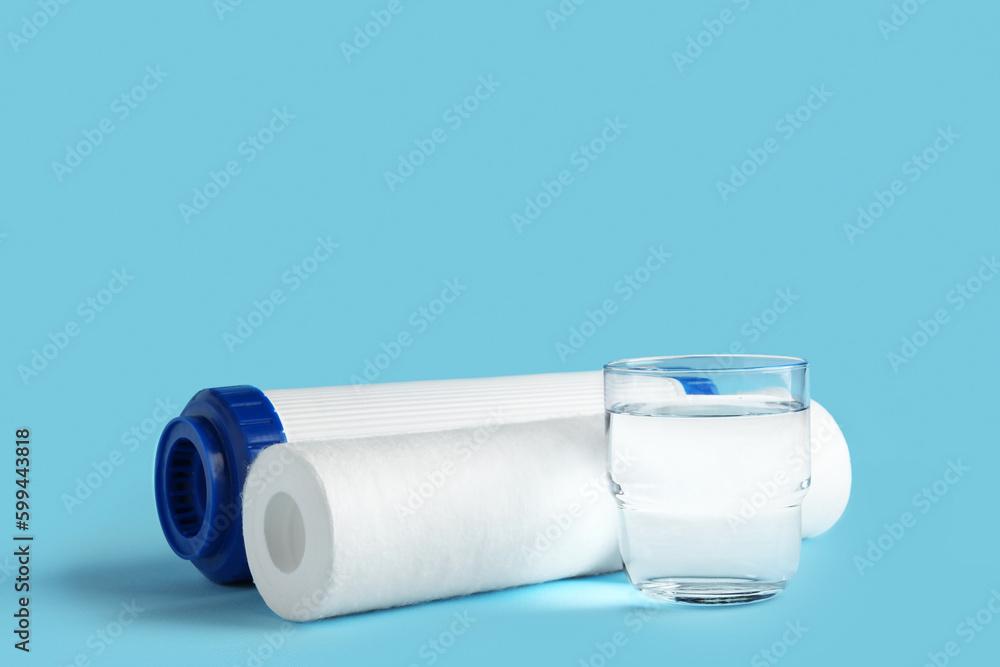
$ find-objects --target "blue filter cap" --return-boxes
[154,386,285,584]
[675,377,719,395]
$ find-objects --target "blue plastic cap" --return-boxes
[676,377,719,395]
[154,386,285,584]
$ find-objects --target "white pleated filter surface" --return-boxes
[246,371,852,620]
[263,371,605,441]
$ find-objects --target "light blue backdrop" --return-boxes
[2,1,998,665]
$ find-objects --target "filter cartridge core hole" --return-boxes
[165,438,209,539]
[264,491,306,574]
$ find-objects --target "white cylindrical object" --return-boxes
[243,416,619,621]
[801,401,852,538]
[262,372,605,442]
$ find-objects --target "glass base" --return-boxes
[635,577,786,605]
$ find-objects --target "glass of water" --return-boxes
[604,355,810,604]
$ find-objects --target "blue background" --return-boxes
[2,1,998,665]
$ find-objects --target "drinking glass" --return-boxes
[604,355,810,604]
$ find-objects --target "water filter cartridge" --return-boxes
[155,372,606,583]
[154,371,851,587]
[242,415,618,620]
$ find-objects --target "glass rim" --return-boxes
[604,354,808,375]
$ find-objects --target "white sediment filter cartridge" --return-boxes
[802,401,852,539]
[243,416,618,620]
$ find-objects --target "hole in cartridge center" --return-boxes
[165,439,208,539]
[264,491,306,574]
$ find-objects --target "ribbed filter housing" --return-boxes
[263,372,604,442]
